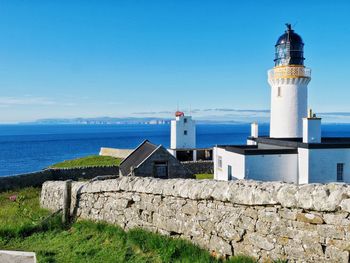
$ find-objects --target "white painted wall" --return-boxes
[214,147,298,183]
[170,116,196,149]
[269,76,310,138]
[298,148,309,184]
[215,146,350,184]
[213,147,245,181]
[251,122,258,138]
[307,148,350,184]
[303,118,321,143]
[167,149,176,157]
[246,154,298,183]
[247,139,256,145]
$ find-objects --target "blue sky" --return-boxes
[1,0,350,123]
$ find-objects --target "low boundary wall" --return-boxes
[0,166,119,192]
[41,177,350,262]
[181,161,213,174]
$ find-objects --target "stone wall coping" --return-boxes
[0,166,119,192]
[2,166,119,178]
[42,177,350,212]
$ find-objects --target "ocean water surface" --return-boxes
[0,123,350,177]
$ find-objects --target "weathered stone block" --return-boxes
[0,250,36,263]
[232,240,260,259]
[325,246,349,263]
[296,213,324,224]
[317,225,344,240]
[283,239,306,260]
[182,200,198,215]
[209,235,232,256]
[323,213,350,225]
[340,199,350,213]
[276,184,298,208]
[326,238,350,251]
[245,233,274,251]
[302,241,324,259]
[295,184,315,210]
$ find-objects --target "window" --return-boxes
[228,165,232,181]
[184,118,187,123]
[337,163,344,182]
[218,156,222,169]
[277,87,282,97]
[184,130,187,135]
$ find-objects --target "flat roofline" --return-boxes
[217,145,298,155]
[251,136,350,149]
[169,147,213,151]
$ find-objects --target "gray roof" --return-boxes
[119,140,158,176]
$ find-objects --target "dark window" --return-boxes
[184,118,187,123]
[337,163,344,182]
[277,87,282,97]
[184,130,187,135]
[228,165,232,181]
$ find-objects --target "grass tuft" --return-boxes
[195,173,214,179]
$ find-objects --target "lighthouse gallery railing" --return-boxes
[268,66,311,79]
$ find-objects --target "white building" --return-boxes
[168,111,212,161]
[214,24,350,184]
[170,111,196,150]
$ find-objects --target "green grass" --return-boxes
[0,188,52,238]
[50,155,122,169]
[195,173,214,179]
[1,221,256,263]
[0,188,256,263]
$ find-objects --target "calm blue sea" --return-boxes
[1,123,350,177]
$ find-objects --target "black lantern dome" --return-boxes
[274,24,304,67]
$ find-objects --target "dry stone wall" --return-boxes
[41,177,350,262]
[0,166,119,192]
[181,161,213,174]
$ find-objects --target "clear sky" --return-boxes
[1,0,350,123]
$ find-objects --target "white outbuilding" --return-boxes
[168,111,212,161]
[214,24,350,184]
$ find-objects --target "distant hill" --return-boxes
[28,117,171,125]
[25,117,249,125]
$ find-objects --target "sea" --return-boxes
[1,123,350,177]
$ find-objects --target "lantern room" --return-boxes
[274,24,305,67]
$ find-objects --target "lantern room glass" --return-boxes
[274,24,305,67]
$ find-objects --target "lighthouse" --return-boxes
[268,24,311,138]
[214,23,350,187]
[170,111,196,149]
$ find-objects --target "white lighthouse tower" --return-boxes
[268,24,311,138]
[170,111,196,149]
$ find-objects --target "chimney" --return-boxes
[303,109,321,143]
[251,122,259,138]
